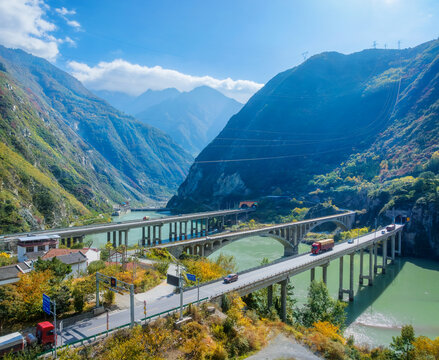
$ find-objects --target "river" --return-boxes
[87,211,439,348]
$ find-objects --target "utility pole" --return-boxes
[53,301,57,359]
[179,265,184,320]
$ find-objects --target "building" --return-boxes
[0,262,32,286]
[16,235,59,262]
[42,248,101,266]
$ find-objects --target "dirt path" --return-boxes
[246,333,322,360]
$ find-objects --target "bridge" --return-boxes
[57,224,403,348]
[157,211,356,257]
[0,209,252,248]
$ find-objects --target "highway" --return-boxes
[58,224,403,347]
[0,208,252,240]
[157,211,356,249]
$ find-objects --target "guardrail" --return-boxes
[39,297,209,357]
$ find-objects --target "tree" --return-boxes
[51,285,72,315]
[87,260,106,274]
[72,288,85,313]
[297,281,347,329]
[34,257,71,279]
[390,325,416,360]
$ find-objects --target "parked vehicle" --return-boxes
[381,230,386,234]
[224,273,238,283]
[348,238,354,244]
[0,322,54,356]
[386,224,396,231]
[311,239,334,254]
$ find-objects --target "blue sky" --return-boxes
[0,0,438,102]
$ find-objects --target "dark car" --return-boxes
[224,274,238,284]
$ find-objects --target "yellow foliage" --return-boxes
[183,258,227,282]
[312,321,345,344]
[412,336,439,359]
[0,252,10,258]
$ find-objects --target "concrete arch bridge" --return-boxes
[158,212,356,258]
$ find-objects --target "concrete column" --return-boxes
[169,223,173,241]
[147,226,151,246]
[349,253,354,301]
[61,238,66,246]
[359,249,364,285]
[338,256,344,300]
[374,242,378,274]
[158,225,162,244]
[142,227,145,246]
[118,230,122,247]
[369,245,374,286]
[184,221,188,239]
[125,230,128,247]
[391,235,395,262]
[311,267,315,282]
[107,232,111,243]
[152,226,157,245]
[190,246,194,255]
[322,263,328,284]
[267,285,273,309]
[293,227,297,246]
[67,238,71,247]
[179,221,183,240]
[280,280,287,322]
[113,231,117,248]
[382,238,388,274]
[397,231,402,256]
[191,221,195,237]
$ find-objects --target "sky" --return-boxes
[0,0,438,103]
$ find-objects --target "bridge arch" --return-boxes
[306,219,349,236]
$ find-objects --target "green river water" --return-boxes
[88,211,439,347]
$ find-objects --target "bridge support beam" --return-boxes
[339,254,355,301]
[147,226,151,246]
[382,238,388,274]
[124,230,129,247]
[396,231,402,256]
[267,285,273,309]
[359,249,364,285]
[321,263,328,285]
[374,242,378,275]
[280,279,287,322]
[141,227,145,246]
[369,244,374,286]
[107,232,111,244]
[390,234,395,263]
[310,267,315,282]
[113,231,117,248]
[118,230,123,247]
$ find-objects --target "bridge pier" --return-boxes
[338,254,354,301]
[382,238,388,274]
[390,235,395,263]
[373,242,378,274]
[280,279,288,322]
[322,263,328,285]
[267,285,273,309]
[310,267,315,282]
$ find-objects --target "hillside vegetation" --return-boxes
[0,46,193,232]
[169,39,439,258]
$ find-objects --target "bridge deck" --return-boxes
[59,224,402,347]
[0,208,252,239]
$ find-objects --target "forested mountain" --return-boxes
[99,86,242,155]
[169,40,439,258]
[0,46,192,233]
[136,86,242,155]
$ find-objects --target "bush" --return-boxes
[103,289,115,306]
[72,288,85,313]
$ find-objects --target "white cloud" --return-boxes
[68,59,264,103]
[55,7,75,16]
[66,20,81,28]
[0,0,59,60]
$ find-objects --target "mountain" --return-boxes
[135,86,242,155]
[0,46,193,232]
[169,40,439,258]
[95,88,180,115]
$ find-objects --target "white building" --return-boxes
[16,235,59,262]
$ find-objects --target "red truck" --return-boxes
[0,321,55,356]
[311,239,335,255]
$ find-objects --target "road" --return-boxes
[58,225,403,347]
[0,208,252,240]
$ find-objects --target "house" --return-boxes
[0,262,32,286]
[53,252,88,277]
[16,235,59,262]
[42,248,101,266]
